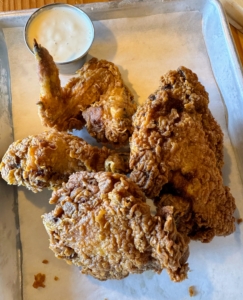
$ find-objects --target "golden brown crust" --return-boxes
[159,66,224,170]
[0,130,111,192]
[43,172,189,281]
[105,152,130,174]
[34,42,137,145]
[0,130,132,193]
[130,67,235,242]
[34,41,85,131]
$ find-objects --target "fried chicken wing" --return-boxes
[130,67,235,242]
[33,40,137,145]
[42,171,189,282]
[0,130,129,193]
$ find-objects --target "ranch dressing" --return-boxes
[27,6,94,63]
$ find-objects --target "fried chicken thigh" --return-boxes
[33,40,137,145]
[130,67,235,242]
[0,130,129,193]
[42,172,189,282]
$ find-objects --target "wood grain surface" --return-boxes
[230,24,243,65]
[0,0,108,11]
[0,0,242,65]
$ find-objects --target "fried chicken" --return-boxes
[159,66,224,170]
[130,67,236,242]
[0,130,129,193]
[42,172,189,282]
[33,40,137,145]
[104,152,130,174]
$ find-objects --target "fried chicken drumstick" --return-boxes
[130,67,235,242]
[33,40,137,145]
[43,172,189,282]
[0,130,129,193]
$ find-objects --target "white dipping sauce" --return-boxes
[27,6,94,63]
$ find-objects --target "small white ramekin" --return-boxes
[24,3,94,74]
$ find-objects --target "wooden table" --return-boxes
[230,25,243,65]
[0,0,243,65]
[0,1,107,10]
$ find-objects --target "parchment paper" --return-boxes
[3,10,243,300]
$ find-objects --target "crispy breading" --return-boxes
[159,66,224,170]
[104,152,130,174]
[33,41,137,145]
[130,67,235,242]
[42,172,189,281]
[0,130,128,193]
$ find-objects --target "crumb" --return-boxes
[189,286,196,297]
[237,218,242,224]
[42,259,49,264]
[33,273,46,289]
[54,276,59,281]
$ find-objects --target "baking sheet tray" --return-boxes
[0,0,243,299]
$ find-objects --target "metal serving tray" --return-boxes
[0,0,243,299]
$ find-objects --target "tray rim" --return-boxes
[1,1,243,299]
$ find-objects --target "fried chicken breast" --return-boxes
[42,172,189,282]
[130,67,235,242]
[159,66,224,170]
[0,130,129,193]
[33,40,137,145]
